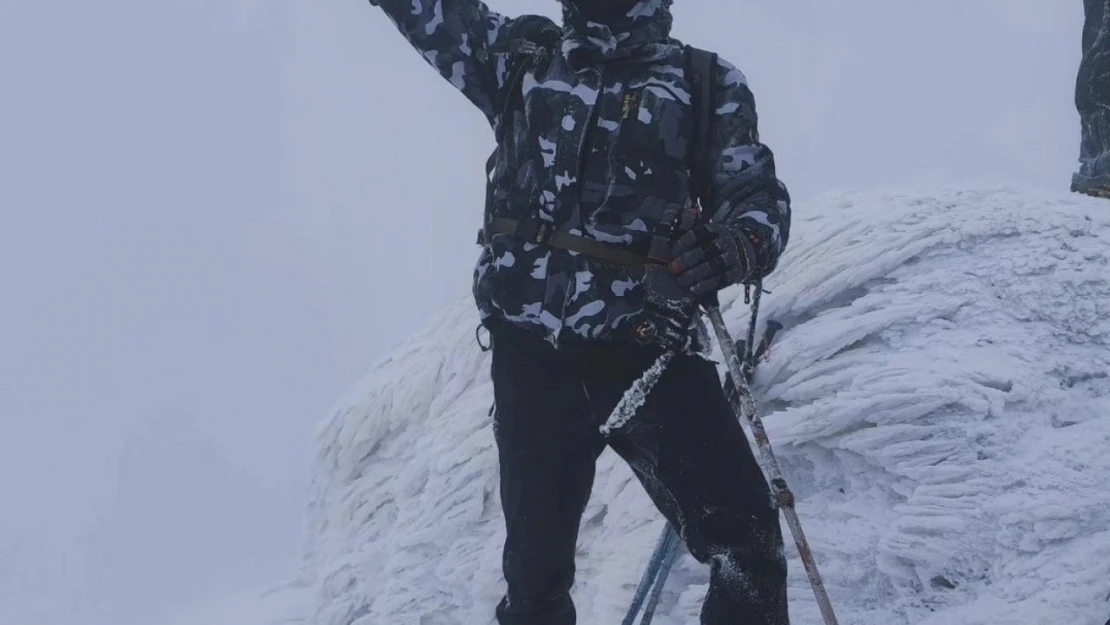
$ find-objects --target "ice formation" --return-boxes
[304,186,1110,625]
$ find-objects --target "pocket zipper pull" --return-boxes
[621,92,638,119]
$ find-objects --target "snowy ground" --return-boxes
[141,580,313,625]
[302,186,1110,625]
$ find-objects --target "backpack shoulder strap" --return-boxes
[684,45,719,212]
[485,22,558,221]
[494,21,560,144]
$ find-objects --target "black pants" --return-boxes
[489,321,789,625]
[1075,0,1110,192]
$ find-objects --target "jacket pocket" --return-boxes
[615,84,692,177]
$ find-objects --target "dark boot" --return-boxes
[1073,0,1110,196]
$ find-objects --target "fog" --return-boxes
[0,0,1081,623]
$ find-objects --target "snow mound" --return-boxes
[305,186,1110,625]
[146,580,314,625]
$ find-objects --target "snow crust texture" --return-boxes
[306,186,1110,625]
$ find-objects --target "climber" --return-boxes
[1074,0,1110,197]
[364,0,792,623]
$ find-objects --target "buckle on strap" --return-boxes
[516,218,553,245]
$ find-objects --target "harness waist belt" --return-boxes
[477,218,665,274]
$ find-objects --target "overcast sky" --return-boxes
[0,1,1082,623]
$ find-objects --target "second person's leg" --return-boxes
[1074,0,1110,195]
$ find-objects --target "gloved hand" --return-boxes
[637,264,700,351]
[668,223,756,298]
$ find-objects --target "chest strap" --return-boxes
[477,218,665,277]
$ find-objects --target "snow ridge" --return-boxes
[305,186,1110,625]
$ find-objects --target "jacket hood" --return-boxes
[559,0,674,66]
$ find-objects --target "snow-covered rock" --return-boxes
[305,186,1110,625]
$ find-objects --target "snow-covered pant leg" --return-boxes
[1074,0,1110,193]
[489,322,606,625]
[602,353,790,625]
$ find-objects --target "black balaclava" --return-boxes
[569,0,642,26]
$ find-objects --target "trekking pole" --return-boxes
[622,523,683,625]
[640,530,682,623]
[704,287,841,625]
[622,526,678,625]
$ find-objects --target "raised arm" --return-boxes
[367,0,537,124]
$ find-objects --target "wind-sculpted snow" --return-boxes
[306,186,1110,625]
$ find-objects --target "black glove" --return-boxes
[637,264,700,351]
[668,223,756,298]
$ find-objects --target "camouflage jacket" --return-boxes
[368,0,791,344]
